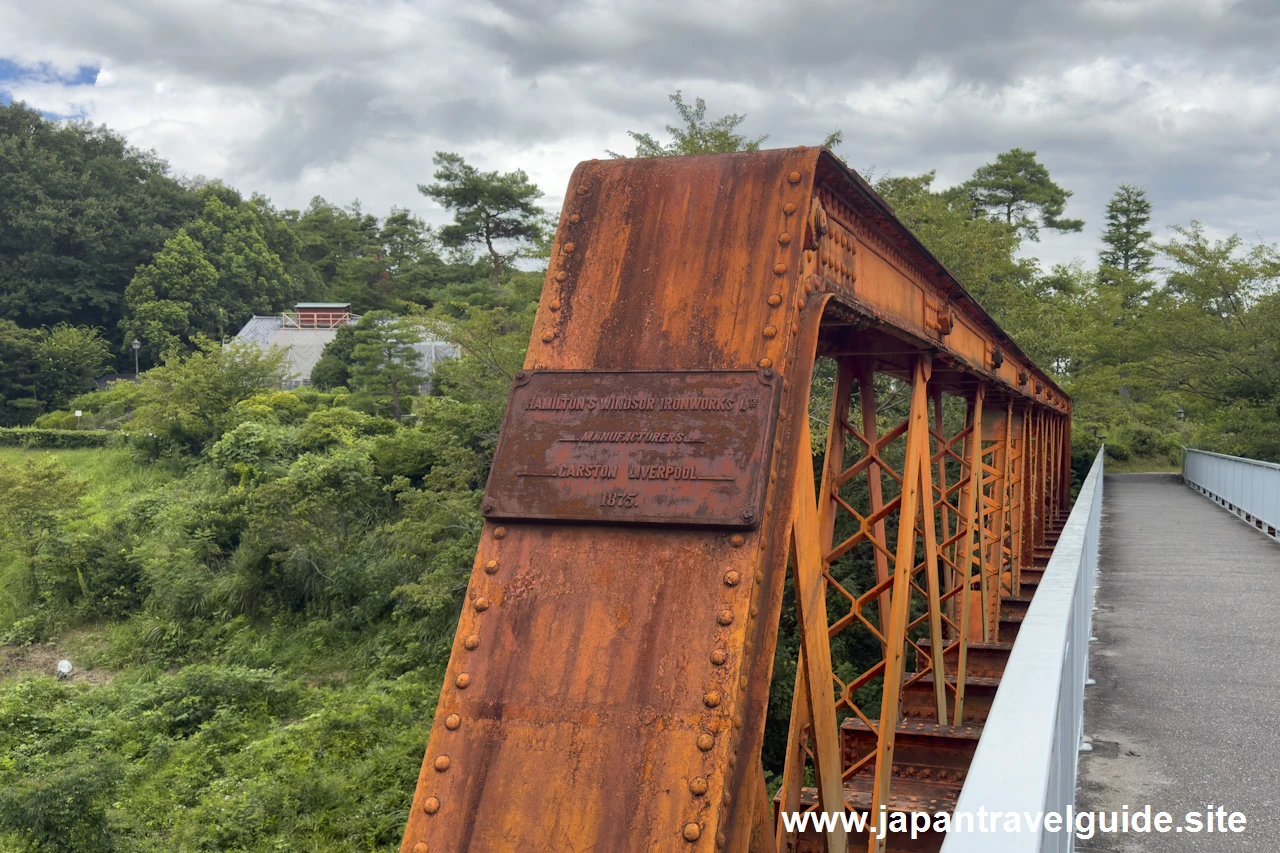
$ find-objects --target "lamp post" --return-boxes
[132,339,141,378]
[1176,406,1188,458]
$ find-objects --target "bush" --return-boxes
[33,410,77,430]
[0,427,115,449]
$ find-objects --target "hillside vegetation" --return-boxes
[3,93,1280,851]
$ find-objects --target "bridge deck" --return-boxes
[1079,472,1280,848]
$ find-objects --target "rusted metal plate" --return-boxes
[482,369,779,527]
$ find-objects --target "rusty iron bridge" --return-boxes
[395,149,1279,852]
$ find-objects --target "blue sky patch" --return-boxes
[0,58,99,115]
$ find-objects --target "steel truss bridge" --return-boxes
[397,150,1279,852]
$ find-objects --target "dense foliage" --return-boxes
[2,91,1279,850]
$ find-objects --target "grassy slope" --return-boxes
[0,447,174,524]
[0,447,438,852]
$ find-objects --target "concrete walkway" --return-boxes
[1078,473,1280,851]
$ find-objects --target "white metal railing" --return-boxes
[941,448,1104,852]
[1183,448,1280,541]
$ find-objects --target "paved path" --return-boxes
[1078,473,1280,851]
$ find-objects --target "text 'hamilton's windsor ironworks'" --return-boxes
[400,148,1072,853]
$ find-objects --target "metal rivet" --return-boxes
[485,559,499,574]
[493,527,506,539]
[423,797,441,815]
[722,790,732,806]
[783,202,797,215]
[739,676,748,690]
[481,499,494,514]
[455,673,471,689]
[542,330,556,343]
[767,294,781,307]
[703,691,722,708]
[555,270,568,282]
[445,714,461,730]
[758,357,772,368]
[689,776,709,796]
[464,634,480,650]
[750,604,759,617]
[762,325,777,338]
[778,232,792,245]
[683,823,702,842]
[569,213,581,224]
[549,299,562,311]
[788,171,801,184]
[754,571,763,584]
[734,715,744,729]
[717,831,727,847]
[563,242,576,253]
[723,571,740,587]
[728,753,736,768]
[696,733,715,752]
[730,534,744,547]
[434,755,451,772]
[716,610,734,626]
[413,843,429,853]
[773,262,787,275]
[474,597,490,612]
[710,649,728,666]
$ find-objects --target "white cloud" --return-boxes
[3,0,1280,271]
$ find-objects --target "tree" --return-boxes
[310,323,358,389]
[961,148,1084,241]
[34,324,111,409]
[610,90,843,158]
[1099,184,1155,274]
[183,193,299,328]
[419,154,547,289]
[122,231,220,361]
[0,102,201,356]
[129,338,289,453]
[0,320,41,426]
[349,312,426,421]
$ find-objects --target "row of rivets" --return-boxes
[542,197,586,342]
[415,525,512,839]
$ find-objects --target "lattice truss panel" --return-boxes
[773,337,1068,853]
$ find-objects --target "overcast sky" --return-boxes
[2,0,1278,271]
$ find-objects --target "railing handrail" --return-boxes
[941,448,1104,852]
[1183,447,1280,540]
[1184,446,1280,473]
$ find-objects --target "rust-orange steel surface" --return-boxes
[400,149,1072,853]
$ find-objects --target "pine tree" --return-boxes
[1099,184,1155,274]
[349,312,425,421]
[962,148,1084,241]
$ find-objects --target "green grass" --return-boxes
[0,447,174,524]
[1104,452,1181,473]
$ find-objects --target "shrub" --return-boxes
[0,428,114,449]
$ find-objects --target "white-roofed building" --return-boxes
[234,303,459,390]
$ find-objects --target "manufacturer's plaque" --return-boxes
[482,370,780,527]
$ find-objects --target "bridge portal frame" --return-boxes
[401,148,1071,853]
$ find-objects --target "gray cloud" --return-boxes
[3,0,1280,269]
